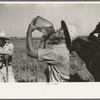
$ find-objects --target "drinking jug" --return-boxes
[33,16,54,35]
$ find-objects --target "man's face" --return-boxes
[50,27,65,39]
[56,27,64,37]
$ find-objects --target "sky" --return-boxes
[0,2,100,37]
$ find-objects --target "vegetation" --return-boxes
[10,38,94,82]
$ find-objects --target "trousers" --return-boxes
[0,66,15,82]
[48,65,69,82]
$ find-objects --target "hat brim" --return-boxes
[0,37,10,40]
[61,20,72,51]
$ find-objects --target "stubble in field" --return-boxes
[11,39,47,82]
[10,38,94,82]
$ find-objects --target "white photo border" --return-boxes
[0,1,100,99]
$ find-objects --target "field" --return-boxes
[10,38,95,82]
[11,38,47,82]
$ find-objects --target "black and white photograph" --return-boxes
[0,2,100,83]
[0,1,100,99]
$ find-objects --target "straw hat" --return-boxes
[0,31,9,40]
[61,20,72,50]
[67,25,79,41]
[61,20,79,50]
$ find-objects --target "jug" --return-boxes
[33,16,54,35]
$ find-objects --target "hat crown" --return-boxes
[0,31,6,38]
[68,25,79,41]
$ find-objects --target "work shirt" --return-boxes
[0,42,15,82]
[0,43,14,55]
[38,43,70,82]
[0,43,14,68]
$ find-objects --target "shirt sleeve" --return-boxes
[0,43,14,55]
[38,48,58,64]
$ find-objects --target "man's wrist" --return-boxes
[27,28,35,35]
[28,24,36,33]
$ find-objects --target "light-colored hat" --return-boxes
[61,20,72,51]
[61,21,79,51]
[0,31,9,40]
[68,25,79,41]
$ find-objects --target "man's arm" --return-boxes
[0,43,14,60]
[26,19,38,58]
[0,43,14,55]
[39,35,47,49]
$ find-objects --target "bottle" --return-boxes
[33,16,54,35]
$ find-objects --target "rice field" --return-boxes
[11,38,47,82]
[10,38,94,82]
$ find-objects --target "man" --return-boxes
[26,18,72,82]
[0,31,15,82]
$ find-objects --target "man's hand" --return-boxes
[28,18,45,33]
[28,18,37,33]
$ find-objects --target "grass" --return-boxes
[10,38,94,82]
[11,39,47,82]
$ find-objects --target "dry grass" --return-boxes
[10,38,94,82]
[11,39,47,82]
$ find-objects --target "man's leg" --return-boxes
[1,66,15,82]
[0,71,5,82]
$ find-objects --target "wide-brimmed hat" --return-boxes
[67,25,79,41]
[0,31,10,40]
[61,20,79,50]
[61,20,72,50]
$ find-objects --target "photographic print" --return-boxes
[0,1,100,99]
[0,2,99,83]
